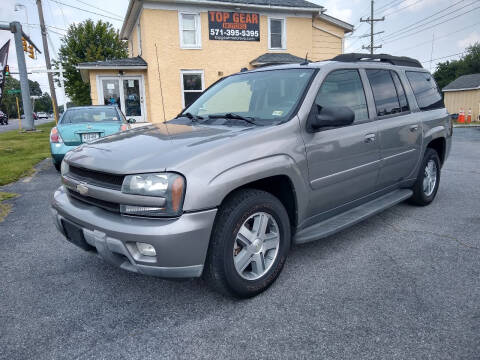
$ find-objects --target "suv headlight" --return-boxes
[121,173,186,217]
[60,159,69,176]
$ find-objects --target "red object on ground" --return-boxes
[458,109,465,123]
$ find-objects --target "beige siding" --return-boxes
[444,89,480,121]
[311,18,344,61]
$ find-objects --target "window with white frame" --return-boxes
[268,17,286,49]
[181,70,204,108]
[179,13,201,48]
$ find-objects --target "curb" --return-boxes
[453,124,480,128]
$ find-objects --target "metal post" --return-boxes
[36,0,59,123]
[16,96,21,130]
[11,21,34,130]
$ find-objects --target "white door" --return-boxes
[98,76,146,123]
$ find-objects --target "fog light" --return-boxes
[136,242,156,257]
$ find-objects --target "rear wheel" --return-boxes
[203,189,291,298]
[409,148,441,206]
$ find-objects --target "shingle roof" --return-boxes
[77,56,147,68]
[250,52,305,66]
[207,0,321,9]
[443,73,480,91]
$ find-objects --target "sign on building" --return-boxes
[208,11,260,41]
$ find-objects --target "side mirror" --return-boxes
[127,118,136,124]
[308,105,355,131]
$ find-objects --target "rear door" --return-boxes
[365,69,422,190]
[302,69,380,217]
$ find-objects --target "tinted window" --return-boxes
[406,71,444,110]
[61,108,121,124]
[391,71,409,112]
[366,69,401,116]
[315,69,368,122]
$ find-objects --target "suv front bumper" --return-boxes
[51,186,217,278]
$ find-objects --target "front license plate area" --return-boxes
[81,133,100,143]
[61,220,93,251]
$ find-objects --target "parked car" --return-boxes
[52,53,452,298]
[0,110,8,125]
[49,105,134,171]
[36,111,49,119]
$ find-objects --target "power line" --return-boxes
[382,0,423,17]
[381,4,480,45]
[49,0,123,21]
[420,52,464,63]
[74,0,124,19]
[381,0,469,41]
[394,20,480,53]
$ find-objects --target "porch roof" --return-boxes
[76,57,148,82]
[250,52,305,66]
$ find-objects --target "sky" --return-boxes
[1,0,479,103]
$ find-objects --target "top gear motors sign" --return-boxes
[208,11,260,41]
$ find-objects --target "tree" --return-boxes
[0,77,44,117]
[34,92,53,113]
[434,42,480,90]
[55,19,128,105]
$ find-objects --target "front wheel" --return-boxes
[203,189,291,298]
[409,148,441,206]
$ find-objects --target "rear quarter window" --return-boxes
[406,71,444,111]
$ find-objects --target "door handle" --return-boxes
[364,133,376,143]
[409,125,419,132]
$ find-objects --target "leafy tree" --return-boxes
[33,92,53,113]
[1,77,44,117]
[55,19,128,105]
[434,42,480,90]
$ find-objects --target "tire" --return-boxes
[409,148,441,206]
[53,160,61,172]
[203,189,291,298]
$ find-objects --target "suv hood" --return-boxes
[65,122,253,174]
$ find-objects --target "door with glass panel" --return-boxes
[99,76,145,123]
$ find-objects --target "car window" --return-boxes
[183,68,315,123]
[391,71,409,112]
[60,108,121,124]
[366,69,401,117]
[406,71,444,111]
[315,69,369,122]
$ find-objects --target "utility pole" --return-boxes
[0,22,41,131]
[36,0,59,123]
[360,0,385,54]
[10,22,34,130]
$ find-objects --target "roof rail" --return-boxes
[331,53,423,68]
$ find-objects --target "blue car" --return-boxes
[50,105,134,171]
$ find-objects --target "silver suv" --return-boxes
[52,53,452,298]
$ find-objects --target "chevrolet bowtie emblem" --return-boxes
[76,183,89,195]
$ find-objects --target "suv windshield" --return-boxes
[61,107,121,124]
[181,68,315,124]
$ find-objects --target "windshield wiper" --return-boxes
[208,113,257,125]
[174,112,204,122]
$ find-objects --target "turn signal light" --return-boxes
[120,124,127,131]
[50,127,63,143]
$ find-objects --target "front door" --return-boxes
[99,76,146,122]
[302,69,380,219]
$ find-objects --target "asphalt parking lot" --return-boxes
[0,129,479,360]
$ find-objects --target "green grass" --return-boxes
[0,191,18,222]
[0,121,56,185]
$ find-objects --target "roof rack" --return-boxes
[330,53,423,68]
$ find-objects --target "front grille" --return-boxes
[67,189,120,213]
[68,165,124,190]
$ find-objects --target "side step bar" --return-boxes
[294,189,413,244]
